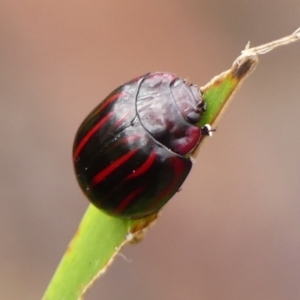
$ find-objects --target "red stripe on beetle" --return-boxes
[113,110,131,128]
[91,149,139,186]
[114,186,145,214]
[73,112,113,161]
[93,92,128,115]
[126,151,156,180]
[109,134,141,153]
[111,134,142,150]
[148,157,186,210]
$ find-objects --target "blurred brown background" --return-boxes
[0,1,300,299]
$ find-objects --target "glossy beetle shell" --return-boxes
[73,72,206,219]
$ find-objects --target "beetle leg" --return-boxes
[201,124,216,137]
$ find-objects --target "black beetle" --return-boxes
[73,72,210,219]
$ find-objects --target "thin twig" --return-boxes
[241,27,300,56]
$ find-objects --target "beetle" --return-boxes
[73,72,211,219]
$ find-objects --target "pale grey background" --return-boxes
[0,1,300,299]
